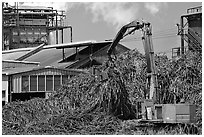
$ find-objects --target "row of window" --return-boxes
[13,36,47,43]
[13,29,47,36]
[21,75,72,92]
[16,31,47,35]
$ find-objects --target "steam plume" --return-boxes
[17,2,167,30]
[84,2,139,29]
[144,2,167,15]
[83,2,167,29]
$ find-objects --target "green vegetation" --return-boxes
[2,49,202,135]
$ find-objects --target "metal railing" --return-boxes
[187,6,202,14]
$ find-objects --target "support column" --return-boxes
[55,11,58,44]
[180,16,185,55]
[62,48,65,60]
[61,29,63,43]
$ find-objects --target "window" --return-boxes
[2,90,6,99]
[46,75,53,91]
[20,37,27,43]
[30,76,37,91]
[13,36,19,43]
[2,101,5,106]
[54,75,61,91]
[22,76,29,91]
[41,31,47,35]
[27,37,34,43]
[13,31,18,35]
[20,31,26,35]
[34,31,40,35]
[27,31,33,35]
[38,75,45,91]
[62,75,68,84]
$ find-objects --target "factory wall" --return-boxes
[4,68,84,102]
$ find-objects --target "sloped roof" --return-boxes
[2,66,37,75]
[2,47,33,60]
[66,43,130,69]
[2,40,129,69]
[23,47,74,67]
[2,41,96,61]
[2,66,86,76]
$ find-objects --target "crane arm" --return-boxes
[107,20,145,56]
[107,20,157,101]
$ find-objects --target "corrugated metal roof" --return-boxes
[23,41,112,67]
[2,47,34,54]
[2,66,86,75]
[2,48,33,60]
[55,40,112,49]
[2,40,127,69]
[16,43,45,61]
[23,47,77,67]
[2,67,37,75]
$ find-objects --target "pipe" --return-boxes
[8,75,12,102]
[61,29,63,43]
[180,16,184,55]
[55,10,58,44]
[67,26,73,43]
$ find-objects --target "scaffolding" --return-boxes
[2,2,72,50]
[172,6,202,58]
[179,6,202,54]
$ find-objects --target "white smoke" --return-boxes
[144,2,167,15]
[16,2,167,29]
[82,2,167,29]
[84,2,140,29]
[17,2,166,30]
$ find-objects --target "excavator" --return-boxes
[106,20,196,125]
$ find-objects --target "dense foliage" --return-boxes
[2,49,202,135]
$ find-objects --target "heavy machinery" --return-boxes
[106,20,196,124]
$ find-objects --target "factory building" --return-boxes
[2,3,129,105]
[172,6,202,57]
[2,41,128,69]
[2,41,129,105]
[2,66,85,105]
[2,2,72,50]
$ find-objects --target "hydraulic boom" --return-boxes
[107,20,196,124]
[107,20,157,101]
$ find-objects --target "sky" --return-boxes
[10,1,202,57]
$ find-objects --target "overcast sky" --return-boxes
[17,2,202,57]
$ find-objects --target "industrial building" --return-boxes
[2,40,129,68]
[2,2,72,50]
[2,41,128,105]
[2,3,129,105]
[1,3,129,105]
[2,3,201,106]
[172,6,202,57]
[2,66,85,105]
